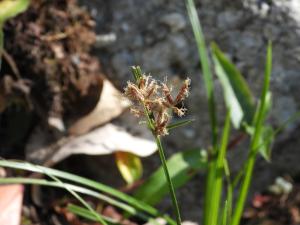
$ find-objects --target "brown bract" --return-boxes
[124,75,191,136]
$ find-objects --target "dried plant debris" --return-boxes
[1,0,103,123]
[244,178,300,225]
[68,79,130,135]
[0,0,106,153]
[26,123,157,165]
[124,74,191,136]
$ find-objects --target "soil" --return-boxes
[243,180,300,225]
[0,0,104,158]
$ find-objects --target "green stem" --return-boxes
[209,110,231,225]
[224,159,233,225]
[131,66,182,225]
[231,42,272,225]
[204,159,216,225]
[155,136,182,225]
[231,152,256,225]
[231,115,264,225]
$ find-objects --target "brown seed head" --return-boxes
[124,74,190,136]
[175,78,191,104]
[124,82,144,102]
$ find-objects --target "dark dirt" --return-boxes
[243,180,300,225]
[0,0,104,157]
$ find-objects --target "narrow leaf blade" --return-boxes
[0,160,159,217]
[67,204,118,224]
[186,1,218,223]
[166,119,194,131]
[68,204,99,222]
[231,42,273,225]
[258,126,274,161]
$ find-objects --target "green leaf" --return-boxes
[134,148,207,205]
[258,125,274,161]
[186,1,218,223]
[0,160,177,225]
[231,42,272,225]
[253,91,273,161]
[258,110,300,161]
[255,91,273,162]
[209,110,231,225]
[68,204,98,222]
[0,0,30,23]
[131,66,143,82]
[0,177,138,217]
[166,119,194,131]
[0,160,161,218]
[212,43,255,128]
[67,204,119,224]
[115,152,143,184]
[185,0,217,146]
[252,42,273,153]
[223,159,233,225]
[261,91,272,120]
[50,174,109,225]
[220,200,228,225]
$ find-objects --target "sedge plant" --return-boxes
[186,0,274,224]
[124,66,192,225]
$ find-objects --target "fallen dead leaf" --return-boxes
[52,123,156,164]
[26,123,156,165]
[69,79,130,135]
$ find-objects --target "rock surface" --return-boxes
[79,0,300,221]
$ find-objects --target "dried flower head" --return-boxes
[124,74,191,136]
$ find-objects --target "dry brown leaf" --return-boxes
[69,80,130,135]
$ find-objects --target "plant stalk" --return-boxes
[155,135,182,225]
[185,1,218,224]
[131,66,182,225]
[209,110,231,225]
[231,42,272,225]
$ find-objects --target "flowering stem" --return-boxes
[130,66,182,225]
[155,135,182,225]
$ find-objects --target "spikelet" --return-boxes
[175,78,191,104]
[124,74,190,136]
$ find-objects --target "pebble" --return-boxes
[95,33,117,48]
